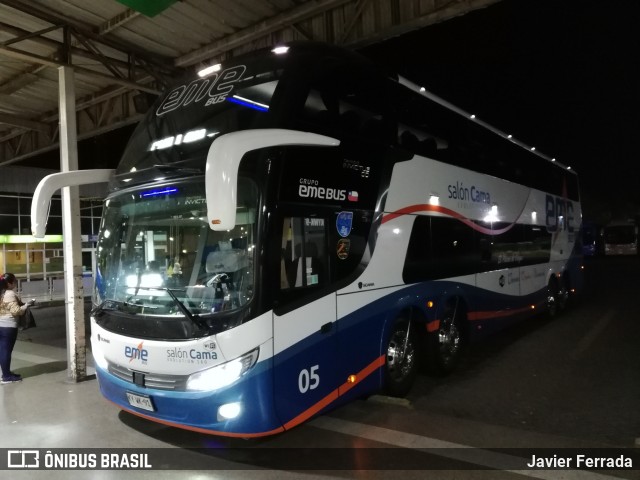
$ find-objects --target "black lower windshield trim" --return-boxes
[93,308,249,341]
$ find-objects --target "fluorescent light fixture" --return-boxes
[0,234,64,244]
[271,46,289,54]
[198,63,221,77]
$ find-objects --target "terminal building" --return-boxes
[0,165,104,301]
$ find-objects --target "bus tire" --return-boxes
[429,298,464,375]
[383,318,418,397]
[547,277,566,317]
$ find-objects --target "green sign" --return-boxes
[115,0,177,17]
[0,234,64,244]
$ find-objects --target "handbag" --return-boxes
[18,308,37,330]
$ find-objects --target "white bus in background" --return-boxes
[603,221,638,255]
[32,42,583,438]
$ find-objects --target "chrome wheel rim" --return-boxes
[386,329,415,382]
[438,318,460,364]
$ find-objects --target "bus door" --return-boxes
[272,212,338,429]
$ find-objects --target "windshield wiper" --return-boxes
[99,286,207,329]
[164,287,206,329]
[90,299,122,317]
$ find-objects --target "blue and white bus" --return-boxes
[32,42,582,437]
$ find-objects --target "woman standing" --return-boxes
[0,273,34,384]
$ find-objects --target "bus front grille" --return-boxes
[108,362,188,391]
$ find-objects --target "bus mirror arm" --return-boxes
[205,129,339,231]
[31,169,115,238]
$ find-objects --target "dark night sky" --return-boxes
[361,0,640,225]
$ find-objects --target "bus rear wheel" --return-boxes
[428,298,464,375]
[547,277,567,317]
[383,319,417,397]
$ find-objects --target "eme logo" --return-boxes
[545,194,575,233]
[125,342,148,364]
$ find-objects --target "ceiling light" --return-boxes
[198,63,221,77]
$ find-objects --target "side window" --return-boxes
[296,58,395,145]
[280,217,328,290]
[403,216,482,283]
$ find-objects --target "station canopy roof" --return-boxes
[0,0,500,169]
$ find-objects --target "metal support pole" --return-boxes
[58,65,86,382]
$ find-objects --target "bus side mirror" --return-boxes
[205,129,339,231]
[31,169,114,238]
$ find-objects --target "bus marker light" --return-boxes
[347,375,357,384]
[218,402,242,421]
[212,219,221,225]
[426,300,434,308]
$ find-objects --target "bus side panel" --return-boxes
[272,293,339,430]
[336,286,415,397]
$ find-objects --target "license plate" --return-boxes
[126,392,155,412]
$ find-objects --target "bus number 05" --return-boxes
[298,365,320,393]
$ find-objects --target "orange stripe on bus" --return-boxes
[468,305,537,321]
[283,354,386,431]
[109,354,388,437]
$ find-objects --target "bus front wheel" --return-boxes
[383,319,417,397]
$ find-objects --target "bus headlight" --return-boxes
[186,348,259,391]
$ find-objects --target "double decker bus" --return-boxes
[603,221,638,255]
[32,42,582,437]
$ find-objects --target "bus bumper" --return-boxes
[94,362,284,438]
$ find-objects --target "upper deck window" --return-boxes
[117,62,282,175]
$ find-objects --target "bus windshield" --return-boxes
[94,177,258,321]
